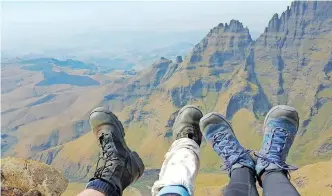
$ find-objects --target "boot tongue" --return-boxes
[178,126,194,139]
[176,126,201,145]
[97,126,119,147]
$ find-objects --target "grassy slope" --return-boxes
[292,158,332,196]
[289,103,332,165]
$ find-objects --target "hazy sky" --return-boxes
[2,1,292,56]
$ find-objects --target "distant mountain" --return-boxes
[21,58,96,70]
[36,71,100,86]
[20,58,100,86]
[3,30,204,71]
[1,2,332,196]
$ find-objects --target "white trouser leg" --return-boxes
[151,138,200,196]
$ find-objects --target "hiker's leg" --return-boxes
[152,138,199,196]
[79,107,145,196]
[224,167,259,196]
[152,105,203,196]
[199,113,258,196]
[255,105,300,196]
[79,184,117,196]
[262,170,300,196]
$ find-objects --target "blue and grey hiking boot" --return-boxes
[199,113,255,174]
[88,107,145,195]
[173,105,203,146]
[255,105,299,176]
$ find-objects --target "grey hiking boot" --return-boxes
[255,105,299,176]
[89,107,144,195]
[173,105,203,145]
[200,113,255,174]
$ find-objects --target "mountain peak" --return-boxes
[176,56,183,64]
[210,19,249,35]
[160,57,168,61]
[265,1,332,33]
[152,57,172,69]
[188,19,252,65]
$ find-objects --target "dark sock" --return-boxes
[86,179,120,196]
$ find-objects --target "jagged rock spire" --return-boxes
[189,19,252,65]
[265,1,332,33]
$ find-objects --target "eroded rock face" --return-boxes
[102,57,178,112]
[190,19,252,65]
[1,157,68,196]
[176,56,183,64]
[1,186,24,196]
[254,1,332,133]
[24,190,42,196]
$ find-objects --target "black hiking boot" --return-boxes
[88,107,144,195]
[173,105,203,145]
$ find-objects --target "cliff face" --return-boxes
[102,57,179,114]
[265,1,332,33]
[189,19,252,66]
[254,1,332,133]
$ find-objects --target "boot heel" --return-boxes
[131,151,145,179]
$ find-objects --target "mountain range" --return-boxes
[1,1,332,195]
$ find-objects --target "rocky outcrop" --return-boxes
[176,56,183,64]
[103,57,178,113]
[150,57,174,87]
[1,157,68,196]
[189,20,252,66]
[2,187,42,196]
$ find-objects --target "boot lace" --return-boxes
[254,127,297,171]
[94,133,119,178]
[212,131,252,171]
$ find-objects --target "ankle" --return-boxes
[158,186,190,196]
[86,178,120,195]
[262,169,288,179]
[230,165,256,177]
[257,168,289,187]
